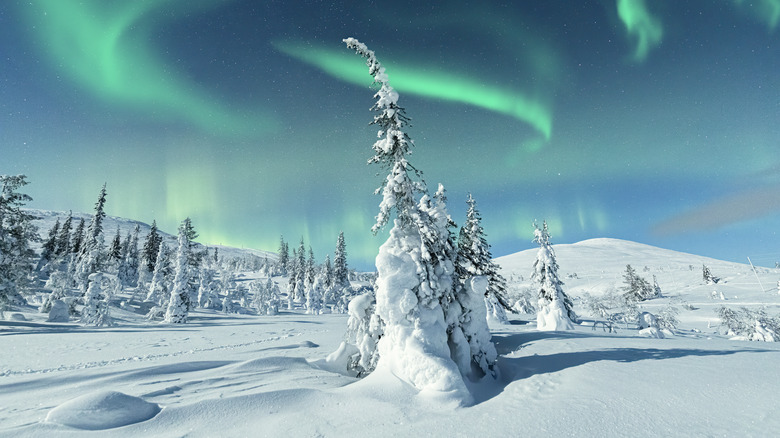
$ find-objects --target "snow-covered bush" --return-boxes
[716,306,779,342]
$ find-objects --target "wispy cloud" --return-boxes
[652,184,780,236]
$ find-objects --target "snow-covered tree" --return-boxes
[702,264,720,284]
[305,276,323,315]
[81,272,111,326]
[323,254,334,289]
[622,264,656,302]
[0,175,39,309]
[108,225,122,263]
[146,243,172,306]
[342,38,476,397]
[277,236,289,276]
[55,212,73,257]
[293,238,306,303]
[40,218,61,263]
[70,218,85,255]
[252,277,280,315]
[455,193,511,320]
[306,246,316,288]
[333,231,349,291]
[196,267,219,308]
[118,225,140,288]
[74,184,108,291]
[532,221,575,331]
[140,220,162,278]
[164,221,191,323]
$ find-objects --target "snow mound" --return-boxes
[44,391,160,430]
[46,299,69,322]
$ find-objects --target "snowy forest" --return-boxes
[3,39,780,436]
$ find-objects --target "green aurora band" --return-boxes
[732,0,780,30]
[616,0,663,62]
[21,0,274,136]
[274,41,553,141]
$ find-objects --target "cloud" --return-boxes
[652,184,780,236]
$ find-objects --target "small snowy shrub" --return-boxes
[716,306,779,341]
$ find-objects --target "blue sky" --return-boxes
[2,0,779,270]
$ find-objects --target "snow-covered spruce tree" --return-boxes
[70,218,85,255]
[0,175,39,309]
[333,231,349,290]
[146,243,172,306]
[456,193,511,324]
[197,267,219,308]
[108,225,122,264]
[293,238,306,303]
[277,236,289,276]
[622,264,655,302]
[55,212,72,257]
[118,225,140,289]
[305,246,315,286]
[139,220,162,285]
[342,38,478,397]
[81,272,105,325]
[702,264,720,284]
[164,221,191,323]
[74,184,108,292]
[532,221,575,331]
[306,273,324,315]
[41,218,61,263]
[432,185,496,378]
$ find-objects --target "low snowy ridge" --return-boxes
[26,209,278,262]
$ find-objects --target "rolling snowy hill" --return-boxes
[27,209,278,263]
[2,236,780,436]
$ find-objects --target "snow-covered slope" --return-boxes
[2,237,780,436]
[27,209,277,262]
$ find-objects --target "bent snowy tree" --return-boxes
[341,38,494,398]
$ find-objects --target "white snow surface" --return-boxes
[2,237,780,436]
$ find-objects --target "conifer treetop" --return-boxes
[344,37,424,234]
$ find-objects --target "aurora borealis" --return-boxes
[2,0,780,269]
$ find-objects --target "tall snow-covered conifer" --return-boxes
[532,221,575,331]
[0,175,39,308]
[165,220,191,323]
[333,231,349,290]
[74,184,108,291]
[56,212,73,257]
[456,193,511,320]
[343,38,475,398]
[71,218,85,255]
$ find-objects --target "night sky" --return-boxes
[2,0,780,270]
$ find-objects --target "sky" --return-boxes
[2,0,780,270]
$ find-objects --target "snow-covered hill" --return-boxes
[27,209,277,262]
[2,236,780,436]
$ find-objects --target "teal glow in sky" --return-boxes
[2,0,780,269]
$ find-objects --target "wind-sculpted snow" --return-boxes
[45,391,160,430]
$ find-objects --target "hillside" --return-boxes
[2,236,780,436]
[27,209,278,263]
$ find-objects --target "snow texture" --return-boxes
[45,391,160,430]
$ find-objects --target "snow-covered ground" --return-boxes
[3,238,780,436]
